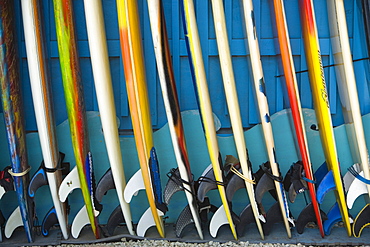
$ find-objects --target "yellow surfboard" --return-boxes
[299,0,351,236]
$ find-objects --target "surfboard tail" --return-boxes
[59,153,101,239]
[282,161,324,237]
[197,158,239,239]
[124,148,166,238]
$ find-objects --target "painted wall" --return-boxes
[12,0,370,132]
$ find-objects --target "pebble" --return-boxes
[48,240,369,247]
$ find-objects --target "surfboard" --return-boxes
[146,0,203,239]
[54,0,101,239]
[0,1,34,242]
[240,0,292,238]
[327,0,370,237]
[117,0,167,238]
[82,0,135,237]
[180,0,237,240]
[20,0,68,239]
[209,0,264,239]
[361,0,370,59]
[269,0,324,237]
[299,0,351,236]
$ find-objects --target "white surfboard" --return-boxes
[83,0,135,236]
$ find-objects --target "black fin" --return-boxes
[288,180,307,204]
[296,203,327,234]
[225,171,245,201]
[353,203,370,237]
[174,205,195,238]
[41,207,58,236]
[95,168,115,203]
[263,202,291,235]
[28,165,48,198]
[0,210,4,226]
[255,173,276,203]
[164,168,184,205]
[197,167,217,202]
[198,197,217,227]
[0,209,5,241]
[236,204,255,235]
[0,166,14,193]
[60,152,70,177]
[106,205,125,236]
[283,161,307,203]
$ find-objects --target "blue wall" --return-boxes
[12,0,370,133]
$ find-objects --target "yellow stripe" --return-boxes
[183,0,237,239]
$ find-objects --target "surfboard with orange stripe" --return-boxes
[117,0,166,238]
[270,0,324,237]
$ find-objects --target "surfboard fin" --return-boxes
[136,207,164,237]
[174,205,194,238]
[283,161,307,203]
[71,205,100,238]
[353,203,370,237]
[0,166,14,199]
[344,164,370,209]
[59,166,80,202]
[255,173,276,203]
[106,205,125,236]
[41,207,58,237]
[95,168,115,203]
[236,204,261,235]
[0,210,5,242]
[314,162,328,185]
[263,202,293,235]
[28,165,48,198]
[29,152,69,198]
[225,169,245,201]
[343,163,360,193]
[163,168,184,204]
[124,169,145,203]
[346,171,368,209]
[296,203,327,234]
[197,164,217,202]
[316,170,335,204]
[209,204,238,238]
[4,206,23,239]
[323,202,342,235]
